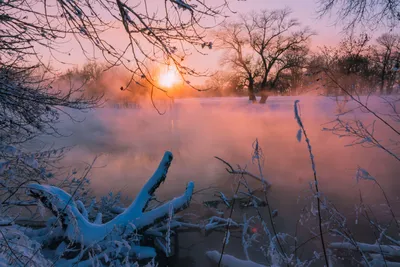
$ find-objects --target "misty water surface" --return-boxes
[35,96,400,266]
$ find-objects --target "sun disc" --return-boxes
[159,67,178,88]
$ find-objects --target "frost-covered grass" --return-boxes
[204,96,399,267]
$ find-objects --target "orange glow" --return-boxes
[158,66,179,88]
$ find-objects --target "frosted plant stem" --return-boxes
[374,181,399,230]
[253,139,287,262]
[294,100,329,267]
[218,174,242,267]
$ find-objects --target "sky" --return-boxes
[46,0,386,75]
[185,0,345,74]
[223,0,344,45]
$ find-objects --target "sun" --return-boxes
[158,67,178,88]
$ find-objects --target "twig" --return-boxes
[215,156,271,186]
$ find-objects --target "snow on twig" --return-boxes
[206,250,267,267]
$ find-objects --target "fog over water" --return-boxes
[37,96,400,266]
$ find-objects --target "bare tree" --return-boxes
[204,71,246,96]
[215,9,313,102]
[263,44,309,97]
[317,0,400,30]
[309,33,399,97]
[371,33,400,94]
[215,22,262,102]
[0,66,102,146]
[0,3,235,263]
[241,9,314,103]
[0,0,233,93]
[0,0,235,211]
[306,37,400,163]
[305,33,378,98]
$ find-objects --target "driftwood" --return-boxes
[24,151,194,263]
[19,151,252,264]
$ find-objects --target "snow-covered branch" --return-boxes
[330,242,400,258]
[23,151,194,264]
[206,250,267,267]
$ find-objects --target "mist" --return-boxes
[36,96,398,203]
[28,95,399,265]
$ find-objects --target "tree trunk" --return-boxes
[260,77,267,90]
[380,68,386,94]
[386,76,395,95]
[259,84,270,104]
[259,91,268,104]
[248,79,256,102]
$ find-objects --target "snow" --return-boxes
[0,254,8,267]
[296,128,302,142]
[0,224,52,266]
[23,154,39,169]
[25,151,195,255]
[171,0,193,11]
[27,180,194,246]
[130,246,157,259]
[0,145,18,155]
[0,161,10,175]
[330,242,400,258]
[355,167,377,183]
[127,151,173,215]
[206,250,267,267]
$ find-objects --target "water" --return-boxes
[36,96,400,266]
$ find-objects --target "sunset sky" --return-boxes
[49,0,387,76]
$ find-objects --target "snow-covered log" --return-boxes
[368,259,400,267]
[26,151,194,247]
[206,250,266,267]
[330,242,400,258]
[369,254,400,267]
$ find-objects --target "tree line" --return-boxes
[208,9,400,102]
[64,8,400,104]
